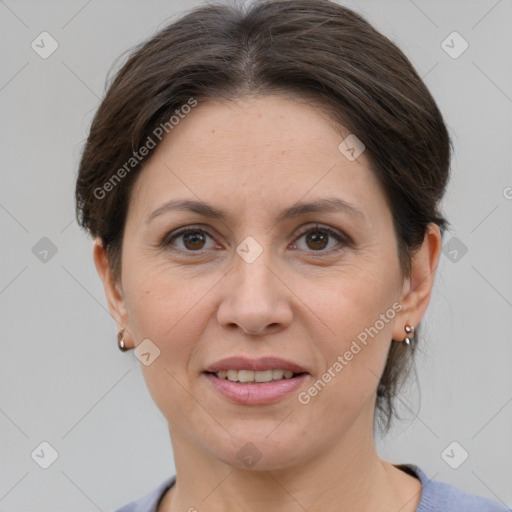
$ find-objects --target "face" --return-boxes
[95,94,438,470]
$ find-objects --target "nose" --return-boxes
[216,249,293,336]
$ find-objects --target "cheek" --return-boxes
[303,252,399,340]
[123,266,207,422]
[300,255,399,400]
[121,258,214,389]
[123,255,201,339]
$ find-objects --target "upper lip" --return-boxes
[204,356,309,374]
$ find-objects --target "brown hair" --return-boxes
[75,0,452,434]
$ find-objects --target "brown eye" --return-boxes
[182,231,207,250]
[163,224,347,256]
[305,231,329,250]
[293,225,346,253]
[165,228,215,252]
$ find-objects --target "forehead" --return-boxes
[160,94,347,158]
[126,94,389,229]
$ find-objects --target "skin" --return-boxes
[94,94,441,512]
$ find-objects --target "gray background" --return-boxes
[1,0,511,510]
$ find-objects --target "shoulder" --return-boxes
[112,476,176,512]
[401,464,510,512]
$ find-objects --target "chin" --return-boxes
[205,429,313,471]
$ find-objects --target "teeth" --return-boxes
[255,370,273,382]
[238,370,255,383]
[214,369,296,383]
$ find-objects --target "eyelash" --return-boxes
[161,224,349,256]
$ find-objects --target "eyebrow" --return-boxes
[145,197,366,225]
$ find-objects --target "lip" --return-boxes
[203,356,310,405]
[204,356,309,374]
[203,372,309,405]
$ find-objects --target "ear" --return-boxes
[392,223,442,341]
[93,238,131,346]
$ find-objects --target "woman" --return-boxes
[75,1,508,510]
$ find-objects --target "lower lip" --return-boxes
[203,372,309,405]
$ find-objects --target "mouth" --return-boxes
[202,369,310,405]
[202,356,310,404]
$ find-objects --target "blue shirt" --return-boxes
[113,464,510,512]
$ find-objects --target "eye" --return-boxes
[291,224,347,254]
[163,227,216,252]
[162,224,348,255]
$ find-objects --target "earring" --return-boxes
[117,329,129,351]
[404,324,415,346]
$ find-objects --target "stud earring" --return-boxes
[404,324,415,346]
[117,329,129,351]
